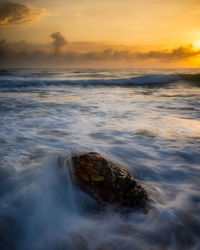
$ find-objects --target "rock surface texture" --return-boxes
[71,152,148,209]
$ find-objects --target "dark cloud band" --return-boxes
[0,33,199,66]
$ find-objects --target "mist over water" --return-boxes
[0,68,200,250]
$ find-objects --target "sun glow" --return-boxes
[193,40,200,49]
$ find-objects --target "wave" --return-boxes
[1,72,200,89]
[0,74,181,88]
[0,70,40,78]
[181,73,200,82]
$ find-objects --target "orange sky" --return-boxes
[0,0,200,67]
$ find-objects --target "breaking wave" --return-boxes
[0,72,182,88]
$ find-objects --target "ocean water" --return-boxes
[0,68,200,250]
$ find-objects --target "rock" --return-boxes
[71,152,148,209]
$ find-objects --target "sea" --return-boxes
[0,68,200,250]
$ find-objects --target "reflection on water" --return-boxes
[0,68,200,250]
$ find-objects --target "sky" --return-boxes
[0,0,200,67]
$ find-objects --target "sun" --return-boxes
[193,40,200,49]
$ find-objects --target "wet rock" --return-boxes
[71,152,148,209]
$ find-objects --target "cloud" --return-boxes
[0,2,47,27]
[135,44,200,61]
[0,37,200,67]
[64,44,200,62]
[72,11,81,17]
[50,32,68,53]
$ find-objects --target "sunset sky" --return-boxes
[1,0,200,67]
